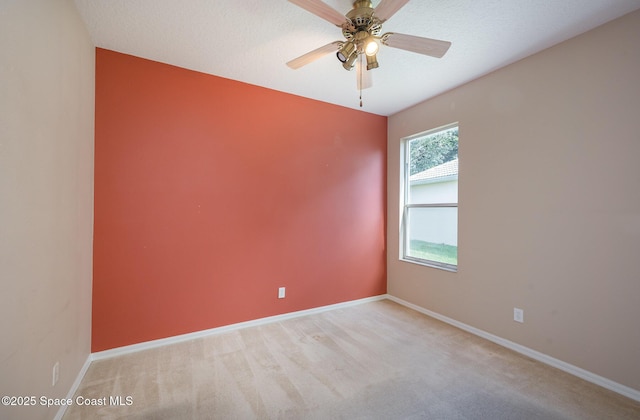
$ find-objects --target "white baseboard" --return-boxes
[54,354,92,420]
[386,294,640,403]
[91,294,388,361]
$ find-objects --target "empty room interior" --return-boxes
[1,0,640,419]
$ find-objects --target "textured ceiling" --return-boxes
[74,0,640,116]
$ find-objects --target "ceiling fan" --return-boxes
[286,0,452,104]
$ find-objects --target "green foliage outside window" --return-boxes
[409,127,458,175]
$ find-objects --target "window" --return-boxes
[401,124,458,271]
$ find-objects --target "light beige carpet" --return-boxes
[64,300,640,419]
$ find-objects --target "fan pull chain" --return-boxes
[359,66,362,108]
[359,54,363,107]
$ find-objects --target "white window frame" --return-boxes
[400,123,458,272]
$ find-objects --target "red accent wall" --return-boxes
[92,48,387,352]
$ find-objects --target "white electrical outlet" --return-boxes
[514,307,524,323]
[52,361,59,386]
[278,287,285,299]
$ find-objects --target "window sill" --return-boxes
[400,257,457,273]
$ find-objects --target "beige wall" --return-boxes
[0,0,94,418]
[388,10,640,392]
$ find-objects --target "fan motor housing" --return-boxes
[342,0,382,41]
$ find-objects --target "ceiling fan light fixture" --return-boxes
[343,52,359,70]
[337,41,356,63]
[364,39,378,56]
[366,53,379,70]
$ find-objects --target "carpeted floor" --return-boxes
[63,299,640,419]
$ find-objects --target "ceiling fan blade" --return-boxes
[381,32,451,58]
[286,41,342,69]
[356,54,372,90]
[373,0,409,23]
[288,0,346,26]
